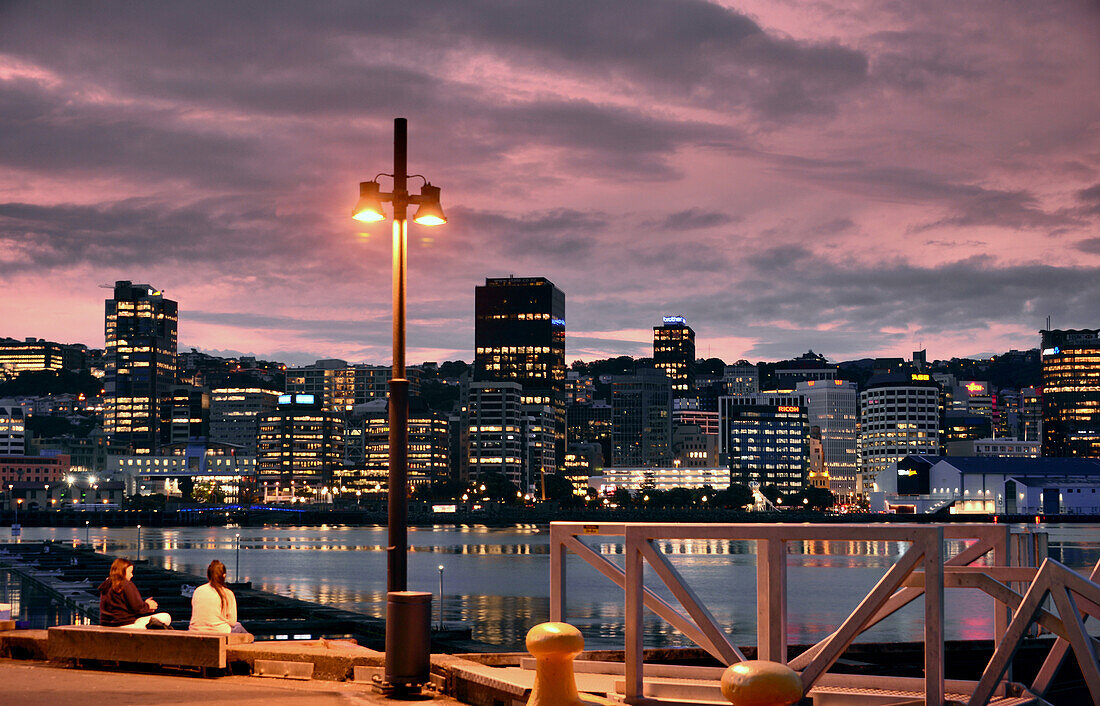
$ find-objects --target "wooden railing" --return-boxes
[549,522,1099,705]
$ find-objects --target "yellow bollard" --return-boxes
[720,660,803,706]
[526,622,586,706]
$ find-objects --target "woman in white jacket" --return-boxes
[189,560,248,634]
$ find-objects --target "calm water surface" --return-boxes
[6,523,1098,651]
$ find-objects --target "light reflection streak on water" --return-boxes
[12,523,1099,651]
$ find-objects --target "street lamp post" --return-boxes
[353,118,445,592]
[437,565,445,629]
[235,533,241,582]
[353,117,445,693]
[136,524,142,562]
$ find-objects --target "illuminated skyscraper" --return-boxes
[0,338,87,377]
[1041,329,1100,457]
[344,398,449,494]
[285,359,421,412]
[727,403,808,492]
[653,316,695,400]
[104,281,178,454]
[159,384,209,447]
[474,276,566,460]
[256,394,345,501]
[0,399,26,455]
[466,382,526,487]
[859,372,940,494]
[796,380,859,500]
[209,387,281,455]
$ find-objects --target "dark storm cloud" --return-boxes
[444,206,607,260]
[0,80,284,188]
[647,209,738,230]
[763,152,1078,231]
[740,256,1099,336]
[1074,238,1100,255]
[569,336,651,358]
[0,197,330,273]
[186,310,387,344]
[1078,183,1100,216]
[0,1,869,122]
[438,0,869,118]
[565,251,1100,361]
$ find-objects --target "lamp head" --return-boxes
[413,183,446,226]
[352,181,386,222]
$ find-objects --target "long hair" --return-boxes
[207,560,229,613]
[108,557,133,592]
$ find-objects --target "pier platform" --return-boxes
[0,659,466,706]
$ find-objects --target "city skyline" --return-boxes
[1,2,1098,367]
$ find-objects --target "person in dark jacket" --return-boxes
[98,557,172,629]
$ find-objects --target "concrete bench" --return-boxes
[47,625,254,673]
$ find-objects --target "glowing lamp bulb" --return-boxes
[352,181,386,222]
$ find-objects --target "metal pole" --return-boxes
[387,117,409,594]
[137,524,141,561]
[235,533,241,581]
[85,521,89,545]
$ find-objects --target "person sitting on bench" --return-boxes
[189,560,248,634]
[98,557,172,629]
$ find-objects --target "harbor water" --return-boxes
[4,523,1097,651]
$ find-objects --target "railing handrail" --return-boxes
[549,521,1024,705]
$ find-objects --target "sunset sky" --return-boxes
[1,1,1098,367]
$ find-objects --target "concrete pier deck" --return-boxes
[0,659,466,706]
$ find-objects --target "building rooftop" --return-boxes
[936,457,1100,476]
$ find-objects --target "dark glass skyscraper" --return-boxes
[104,281,178,454]
[474,276,566,460]
[653,316,695,399]
[1041,328,1100,457]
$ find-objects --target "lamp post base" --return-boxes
[369,675,422,697]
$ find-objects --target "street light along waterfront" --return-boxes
[353,117,445,690]
[353,117,446,593]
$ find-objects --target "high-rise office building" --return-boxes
[344,398,449,493]
[256,394,345,500]
[0,399,26,455]
[723,362,759,396]
[859,371,940,494]
[104,281,178,455]
[796,380,859,500]
[474,277,566,460]
[285,360,420,412]
[209,388,281,455]
[727,403,808,492]
[567,401,613,466]
[1041,328,1100,457]
[159,385,209,447]
[466,382,526,488]
[719,390,805,457]
[564,372,595,404]
[653,316,695,400]
[0,338,87,378]
[1019,387,1043,442]
[610,368,671,467]
[673,409,719,437]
